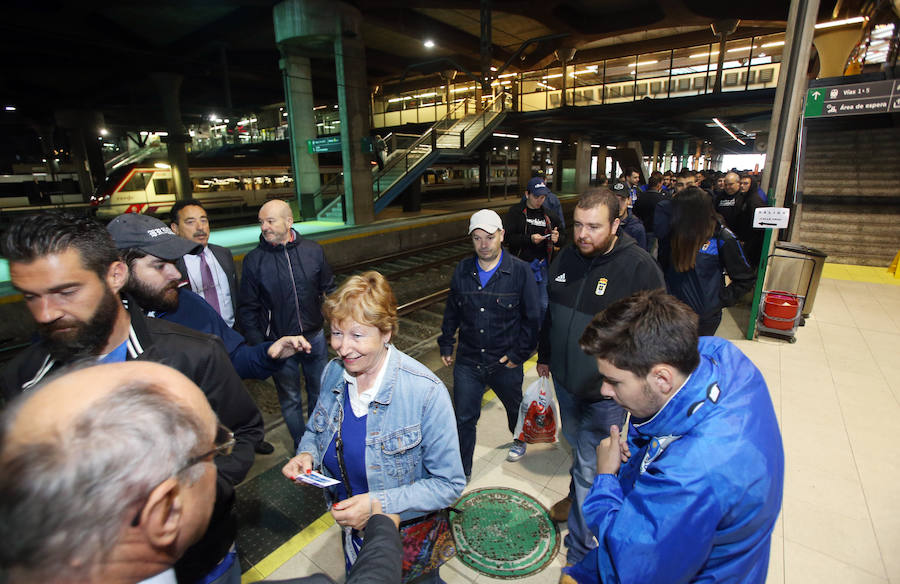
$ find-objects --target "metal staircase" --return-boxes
[316,93,508,222]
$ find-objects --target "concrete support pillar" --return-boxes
[813,24,866,78]
[401,176,421,212]
[517,134,533,193]
[275,0,373,224]
[574,135,591,194]
[150,74,191,201]
[279,52,321,219]
[551,143,561,190]
[335,29,374,225]
[651,141,660,173]
[596,147,607,181]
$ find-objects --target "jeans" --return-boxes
[554,378,626,564]
[453,361,524,476]
[535,262,549,326]
[271,329,327,448]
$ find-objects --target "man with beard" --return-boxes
[536,189,664,572]
[0,212,264,584]
[170,199,240,328]
[108,214,310,383]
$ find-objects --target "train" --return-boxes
[89,160,543,219]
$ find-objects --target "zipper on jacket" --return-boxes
[283,247,305,334]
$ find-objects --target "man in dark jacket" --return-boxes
[611,182,647,251]
[0,212,264,584]
[240,199,336,448]
[0,361,403,584]
[439,209,541,478]
[503,181,564,323]
[536,189,664,567]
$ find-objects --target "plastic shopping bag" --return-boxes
[513,376,559,444]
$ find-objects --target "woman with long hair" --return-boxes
[282,271,464,583]
[664,187,756,336]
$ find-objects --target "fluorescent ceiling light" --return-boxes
[712,117,746,145]
[423,39,435,48]
[815,16,866,29]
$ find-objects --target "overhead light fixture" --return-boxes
[760,40,785,48]
[537,81,557,90]
[712,117,746,145]
[99,128,108,136]
[423,39,435,48]
[4,106,16,111]
[154,162,171,169]
[542,73,563,80]
[815,16,866,30]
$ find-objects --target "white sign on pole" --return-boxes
[753,207,790,229]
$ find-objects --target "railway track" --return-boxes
[333,237,473,360]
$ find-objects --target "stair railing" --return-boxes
[459,92,507,149]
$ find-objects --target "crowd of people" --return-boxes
[0,174,784,584]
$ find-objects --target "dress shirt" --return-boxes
[183,246,236,327]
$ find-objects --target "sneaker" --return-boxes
[549,497,571,522]
[254,440,275,455]
[506,439,526,462]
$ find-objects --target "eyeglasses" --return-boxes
[130,423,234,527]
[181,423,235,471]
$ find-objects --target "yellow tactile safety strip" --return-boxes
[241,354,541,580]
[240,514,336,583]
[821,263,900,285]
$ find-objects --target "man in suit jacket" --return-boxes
[171,199,240,328]
[0,361,403,584]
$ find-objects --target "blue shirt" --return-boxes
[323,388,369,502]
[98,341,127,364]
[477,250,502,287]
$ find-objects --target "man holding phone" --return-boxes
[503,178,565,323]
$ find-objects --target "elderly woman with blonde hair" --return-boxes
[283,271,464,583]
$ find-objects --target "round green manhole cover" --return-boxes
[450,487,560,579]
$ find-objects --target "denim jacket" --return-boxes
[297,347,465,521]
[438,250,541,366]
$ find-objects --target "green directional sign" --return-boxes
[805,79,900,118]
[805,88,825,117]
[307,136,341,153]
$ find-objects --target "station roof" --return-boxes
[0,0,873,155]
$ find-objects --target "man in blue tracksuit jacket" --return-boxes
[563,289,784,584]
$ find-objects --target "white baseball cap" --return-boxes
[468,209,503,234]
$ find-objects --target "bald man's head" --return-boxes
[723,172,741,195]
[0,362,218,583]
[258,199,294,245]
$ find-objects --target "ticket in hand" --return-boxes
[293,470,341,488]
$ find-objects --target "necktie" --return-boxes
[199,252,221,315]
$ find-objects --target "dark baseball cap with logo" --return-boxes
[107,214,201,260]
[527,177,552,196]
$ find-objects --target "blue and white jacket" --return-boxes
[298,348,465,521]
[566,337,784,584]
